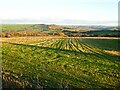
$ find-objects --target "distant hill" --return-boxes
[48,24,63,30]
[63,25,118,31]
[2,24,49,32]
[81,30,120,37]
[1,24,119,37]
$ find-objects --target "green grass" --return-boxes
[2,24,49,32]
[81,30,120,36]
[81,38,120,51]
[42,29,62,34]
[2,37,120,89]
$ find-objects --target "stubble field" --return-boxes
[2,37,120,89]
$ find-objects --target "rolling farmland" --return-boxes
[2,37,120,89]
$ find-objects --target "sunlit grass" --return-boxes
[2,37,120,88]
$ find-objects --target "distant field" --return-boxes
[81,30,120,36]
[2,24,49,32]
[81,38,120,51]
[2,37,120,89]
[1,24,119,37]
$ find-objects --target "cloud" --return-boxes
[1,19,117,26]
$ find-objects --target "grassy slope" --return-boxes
[2,24,49,32]
[42,30,62,34]
[1,24,119,37]
[2,37,120,88]
[81,39,120,51]
[81,30,120,36]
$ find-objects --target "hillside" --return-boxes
[1,24,119,37]
[80,30,120,37]
[2,37,120,88]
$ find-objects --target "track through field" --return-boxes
[2,37,120,88]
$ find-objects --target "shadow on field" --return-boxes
[2,42,120,89]
[3,42,120,63]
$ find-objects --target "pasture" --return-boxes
[2,37,120,89]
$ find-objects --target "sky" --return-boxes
[0,0,119,25]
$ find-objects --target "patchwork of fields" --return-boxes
[2,37,120,89]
